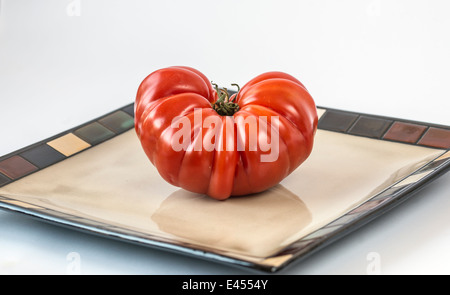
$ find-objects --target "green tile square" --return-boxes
[122,104,135,117]
[98,111,134,134]
[74,122,116,145]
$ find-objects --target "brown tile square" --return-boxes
[318,111,359,132]
[0,155,38,179]
[383,121,427,143]
[418,127,450,149]
[348,116,392,138]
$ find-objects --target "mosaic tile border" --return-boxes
[0,104,135,188]
[0,103,449,273]
[317,107,450,149]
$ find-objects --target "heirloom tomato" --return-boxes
[135,66,317,200]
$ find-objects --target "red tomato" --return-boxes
[135,66,318,200]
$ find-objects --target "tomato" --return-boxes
[135,66,318,200]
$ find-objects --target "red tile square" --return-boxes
[0,155,38,179]
[383,122,427,143]
[418,127,450,149]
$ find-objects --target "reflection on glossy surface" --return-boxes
[278,130,444,239]
[152,185,312,257]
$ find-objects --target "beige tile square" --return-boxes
[47,133,91,157]
[317,108,326,119]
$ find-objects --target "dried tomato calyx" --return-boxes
[211,83,240,116]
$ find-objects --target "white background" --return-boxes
[0,0,449,274]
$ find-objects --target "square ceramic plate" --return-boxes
[0,103,449,273]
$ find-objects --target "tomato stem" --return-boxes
[230,83,240,102]
[211,83,240,116]
[231,83,240,93]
